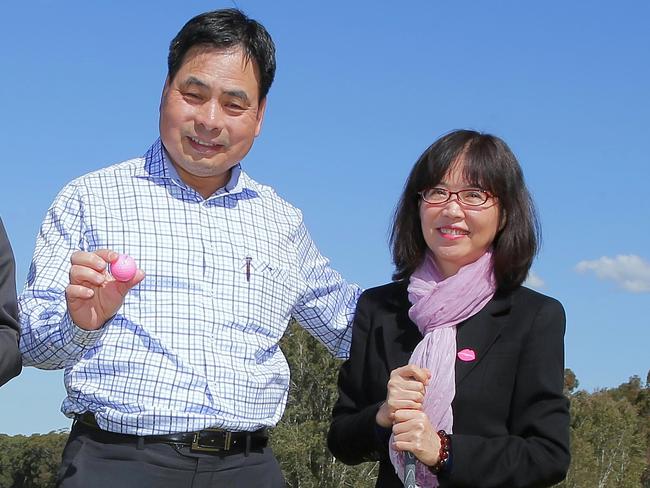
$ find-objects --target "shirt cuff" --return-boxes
[61,311,110,349]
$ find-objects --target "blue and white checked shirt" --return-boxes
[19,139,361,435]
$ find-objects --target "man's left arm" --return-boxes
[290,220,361,359]
[0,219,21,387]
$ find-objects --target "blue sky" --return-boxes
[1,1,648,435]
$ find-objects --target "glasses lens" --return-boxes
[458,190,488,206]
[422,188,449,203]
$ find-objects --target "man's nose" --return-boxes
[196,100,224,131]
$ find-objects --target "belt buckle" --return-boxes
[191,429,232,452]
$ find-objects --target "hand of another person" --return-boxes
[65,250,144,330]
[376,364,430,428]
[391,409,441,466]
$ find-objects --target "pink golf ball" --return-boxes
[110,254,137,282]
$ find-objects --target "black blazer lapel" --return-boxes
[455,292,512,385]
[382,312,422,372]
[379,283,423,372]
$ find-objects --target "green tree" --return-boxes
[564,368,579,395]
[558,387,646,488]
[609,373,650,488]
[0,431,67,488]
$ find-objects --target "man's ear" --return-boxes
[160,76,171,110]
[254,97,267,137]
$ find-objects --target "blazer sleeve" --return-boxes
[440,297,571,488]
[0,218,21,387]
[327,292,391,464]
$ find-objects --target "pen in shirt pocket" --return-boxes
[245,256,252,282]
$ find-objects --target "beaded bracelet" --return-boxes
[429,430,451,474]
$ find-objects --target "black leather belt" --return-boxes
[75,412,268,454]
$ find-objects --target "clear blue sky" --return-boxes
[1,0,648,435]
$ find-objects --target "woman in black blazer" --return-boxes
[328,131,570,487]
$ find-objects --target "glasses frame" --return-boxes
[418,188,494,207]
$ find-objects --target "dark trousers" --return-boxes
[56,421,286,488]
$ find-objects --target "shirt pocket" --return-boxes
[219,254,297,341]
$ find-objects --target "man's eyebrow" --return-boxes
[224,89,250,103]
[179,78,251,103]
[180,76,209,89]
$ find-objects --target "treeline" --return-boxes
[0,322,648,487]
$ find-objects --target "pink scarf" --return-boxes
[389,251,496,487]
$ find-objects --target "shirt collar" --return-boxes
[138,138,245,198]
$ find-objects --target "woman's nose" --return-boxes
[441,198,465,217]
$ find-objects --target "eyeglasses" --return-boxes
[419,188,493,206]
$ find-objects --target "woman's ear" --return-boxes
[498,209,507,232]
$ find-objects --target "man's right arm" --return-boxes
[0,218,21,386]
[18,183,106,369]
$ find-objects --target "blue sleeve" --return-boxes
[290,219,361,359]
[18,183,106,369]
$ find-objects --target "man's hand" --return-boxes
[65,250,144,330]
[376,364,430,428]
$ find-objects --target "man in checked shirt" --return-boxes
[19,9,360,487]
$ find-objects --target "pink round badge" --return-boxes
[457,348,476,362]
[110,254,137,282]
